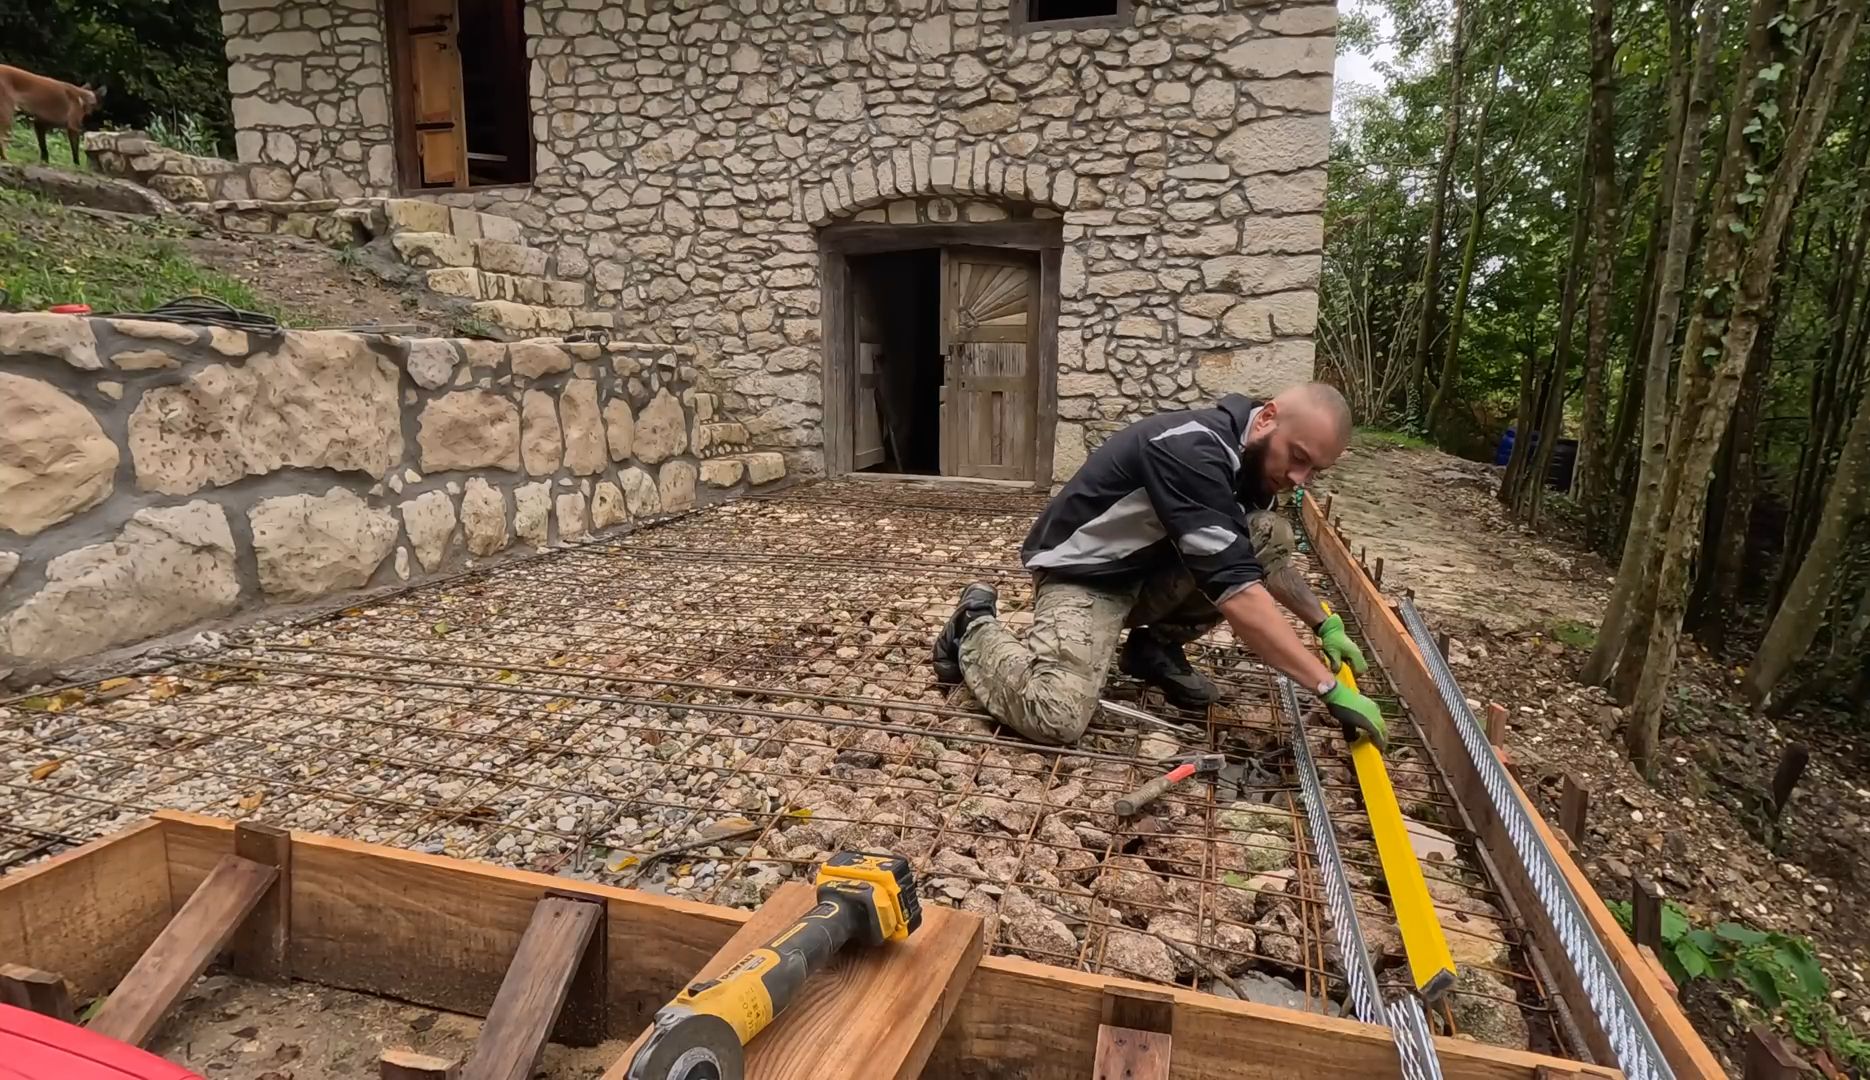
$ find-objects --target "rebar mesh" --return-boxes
[0,478,1567,1050]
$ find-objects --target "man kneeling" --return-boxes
[932,383,1386,750]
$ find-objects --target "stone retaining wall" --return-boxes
[213,0,1335,481]
[0,312,785,671]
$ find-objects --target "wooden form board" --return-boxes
[1,812,1626,1080]
[0,819,172,998]
[1299,494,1725,1080]
[610,881,985,1080]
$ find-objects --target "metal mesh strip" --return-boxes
[1397,597,1672,1080]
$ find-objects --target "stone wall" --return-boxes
[215,0,1334,481]
[0,313,785,671]
[83,130,370,206]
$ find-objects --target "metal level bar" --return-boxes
[1398,596,1673,1080]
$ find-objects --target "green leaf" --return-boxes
[1745,171,1764,186]
[1674,941,1712,981]
[1759,100,1780,121]
[1684,929,1720,955]
[1728,219,1749,233]
[1736,191,1760,205]
[1716,923,1769,947]
[1774,942,1827,997]
[1757,62,1784,83]
[1738,961,1784,1009]
[432,620,453,637]
[1660,903,1690,942]
[1607,899,1634,932]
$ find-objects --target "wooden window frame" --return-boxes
[819,219,1063,490]
[1009,0,1134,35]
[384,0,537,194]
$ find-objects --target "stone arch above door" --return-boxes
[800,142,1080,226]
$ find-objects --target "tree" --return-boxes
[1405,0,1472,420]
[1573,0,1621,541]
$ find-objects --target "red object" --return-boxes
[1162,762,1198,784]
[47,304,92,315]
[0,1004,203,1080]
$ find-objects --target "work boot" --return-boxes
[1120,627,1220,710]
[932,583,999,685]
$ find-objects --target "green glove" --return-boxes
[1323,682,1388,751]
[1315,613,1368,675]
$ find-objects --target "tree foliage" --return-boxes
[0,0,231,145]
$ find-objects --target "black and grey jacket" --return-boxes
[1021,395,1273,604]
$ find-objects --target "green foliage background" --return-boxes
[0,0,231,151]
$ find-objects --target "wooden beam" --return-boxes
[1630,877,1663,953]
[1559,775,1590,847]
[1486,703,1509,748]
[1032,245,1061,490]
[1299,493,1727,1080]
[143,813,1619,1080]
[610,881,985,1080]
[461,896,605,1080]
[1769,744,1809,819]
[820,246,854,477]
[1094,1024,1171,1080]
[1374,557,1385,586]
[0,818,172,999]
[1742,1026,1805,1079]
[87,853,277,1047]
[1100,984,1175,1035]
[231,820,292,981]
[0,963,75,1021]
[382,1049,461,1080]
[818,219,1064,255]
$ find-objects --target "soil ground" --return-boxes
[178,231,453,334]
[1317,435,1870,1076]
[148,974,623,1078]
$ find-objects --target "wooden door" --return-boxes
[853,273,886,470]
[403,0,469,188]
[940,248,1039,480]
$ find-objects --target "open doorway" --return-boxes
[391,0,533,190]
[850,250,943,474]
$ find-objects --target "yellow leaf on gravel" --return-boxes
[546,654,572,668]
[787,807,813,819]
[30,760,62,781]
[606,854,639,872]
[237,789,266,811]
[496,669,520,683]
[147,681,182,702]
[545,698,572,713]
[97,677,133,691]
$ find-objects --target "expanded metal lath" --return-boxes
[1397,596,1673,1080]
[1283,675,1443,1080]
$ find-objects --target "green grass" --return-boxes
[0,187,292,319]
[1354,426,1433,450]
[5,120,89,170]
[1548,618,1598,649]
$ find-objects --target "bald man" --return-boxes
[932,384,1386,749]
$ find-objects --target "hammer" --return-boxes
[1112,752,1227,817]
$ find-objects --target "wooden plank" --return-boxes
[1100,985,1175,1034]
[1560,774,1590,846]
[0,963,75,1021]
[154,811,740,1037]
[1743,1025,1804,1080]
[1033,246,1061,490]
[1486,703,1509,747]
[611,881,985,1080]
[821,247,855,477]
[0,818,171,998]
[1300,493,1727,1080]
[231,821,292,981]
[1630,877,1663,953]
[461,896,604,1080]
[382,1048,461,1079]
[87,854,277,1047]
[1094,1023,1171,1080]
[145,814,1615,1080]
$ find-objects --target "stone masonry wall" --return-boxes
[0,313,784,672]
[217,0,1334,481]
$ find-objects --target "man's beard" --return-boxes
[1237,435,1273,503]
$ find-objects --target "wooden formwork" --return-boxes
[1301,494,1724,1080]
[0,810,1630,1079]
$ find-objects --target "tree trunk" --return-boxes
[1426,44,1506,439]
[1504,159,1591,507]
[1407,0,1470,420]
[1625,0,1865,774]
[1576,0,1620,541]
[1583,0,1722,687]
[1694,322,1774,646]
[1744,374,1870,703]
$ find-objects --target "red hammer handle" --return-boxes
[1112,761,1200,817]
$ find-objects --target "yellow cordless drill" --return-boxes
[626,851,921,1080]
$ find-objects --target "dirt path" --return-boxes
[180,231,454,334]
[1315,435,1870,1075]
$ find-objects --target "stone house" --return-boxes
[217,0,1334,485]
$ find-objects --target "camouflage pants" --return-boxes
[958,510,1294,744]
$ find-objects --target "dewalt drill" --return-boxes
[626,851,921,1080]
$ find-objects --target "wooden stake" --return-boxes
[1101,985,1175,1035]
[87,854,278,1046]
[460,896,604,1080]
[1436,632,1451,661]
[0,963,75,1021]
[1770,743,1810,820]
[1374,557,1385,587]
[1485,703,1508,748]
[1743,1025,1805,1079]
[1559,775,1590,847]
[1322,494,1333,520]
[1094,1024,1172,1080]
[231,820,292,982]
[1629,876,1663,953]
[382,1049,461,1080]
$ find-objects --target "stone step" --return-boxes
[474,239,549,276]
[700,452,787,490]
[393,231,474,269]
[425,267,586,307]
[382,197,525,244]
[466,302,616,334]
